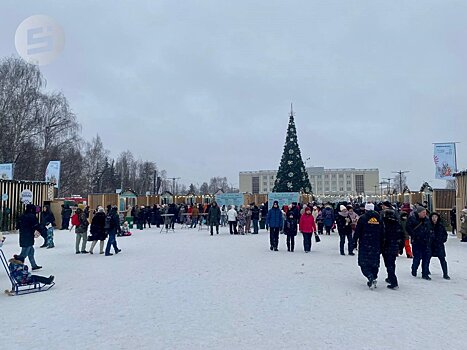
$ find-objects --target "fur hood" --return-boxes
[9,257,24,265]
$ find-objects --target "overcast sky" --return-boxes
[1,1,466,190]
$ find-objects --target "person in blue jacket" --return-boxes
[266,201,284,251]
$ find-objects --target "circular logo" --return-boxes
[2,193,8,201]
[21,189,33,204]
[15,15,65,66]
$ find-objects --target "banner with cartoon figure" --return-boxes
[0,163,13,180]
[433,143,457,180]
[45,160,61,188]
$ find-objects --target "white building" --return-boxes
[239,167,379,196]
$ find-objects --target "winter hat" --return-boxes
[382,201,392,208]
[416,206,427,214]
[98,207,104,213]
[13,255,25,262]
[339,205,347,211]
[365,203,375,211]
[462,208,467,214]
[273,201,279,206]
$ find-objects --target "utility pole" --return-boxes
[374,185,378,196]
[392,170,410,194]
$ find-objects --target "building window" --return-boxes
[252,177,259,194]
[332,174,336,179]
[325,187,329,192]
[317,175,322,179]
[355,174,364,193]
[339,174,344,179]
[347,180,351,185]
[340,187,344,191]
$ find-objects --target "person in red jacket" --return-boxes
[299,206,317,253]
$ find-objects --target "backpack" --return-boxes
[104,214,113,230]
[71,214,80,227]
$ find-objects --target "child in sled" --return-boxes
[9,255,54,285]
[119,222,132,237]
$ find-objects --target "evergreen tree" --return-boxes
[273,106,312,193]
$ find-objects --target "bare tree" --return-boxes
[199,182,209,195]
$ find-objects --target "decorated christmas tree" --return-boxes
[273,105,312,193]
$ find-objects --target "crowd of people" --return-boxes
[6,198,466,292]
[261,199,460,290]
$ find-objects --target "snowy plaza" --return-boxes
[1,225,466,350]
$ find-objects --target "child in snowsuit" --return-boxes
[9,255,54,285]
[284,212,298,252]
[119,222,133,237]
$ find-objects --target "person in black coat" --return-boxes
[61,204,72,230]
[284,212,298,252]
[105,206,122,256]
[450,207,456,236]
[40,205,56,249]
[18,204,42,270]
[353,203,383,289]
[251,205,260,234]
[430,212,450,280]
[89,207,107,254]
[380,202,404,289]
[406,206,433,280]
[336,205,354,255]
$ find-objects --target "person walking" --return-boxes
[208,201,221,235]
[227,205,238,234]
[336,205,354,256]
[399,212,413,258]
[380,201,404,289]
[284,212,298,252]
[353,203,384,289]
[40,205,56,249]
[105,206,122,256]
[18,204,42,270]
[89,206,107,254]
[191,204,199,228]
[450,207,457,236]
[74,207,89,254]
[60,204,72,230]
[299,206,317,253]
[406,206,433,280]
[266,201,283,251]
[430,212,450,280]
[322,203,335,235]
[245,205,252,233]
[251,204,260,234]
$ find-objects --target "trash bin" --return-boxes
[125,216,134,229]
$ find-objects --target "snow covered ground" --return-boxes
[1,225,466,350]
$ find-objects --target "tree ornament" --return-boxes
[288,149,294,154]
[288,172,294,177]
[288,160,293,165]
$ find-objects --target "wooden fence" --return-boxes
[0,180,55,231]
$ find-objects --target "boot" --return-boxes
[441,260,450,280]
[287,242,290,251]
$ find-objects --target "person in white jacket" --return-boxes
[227,205,238,235]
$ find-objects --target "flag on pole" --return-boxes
[45,161,61,188]
[433,143,457,180]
